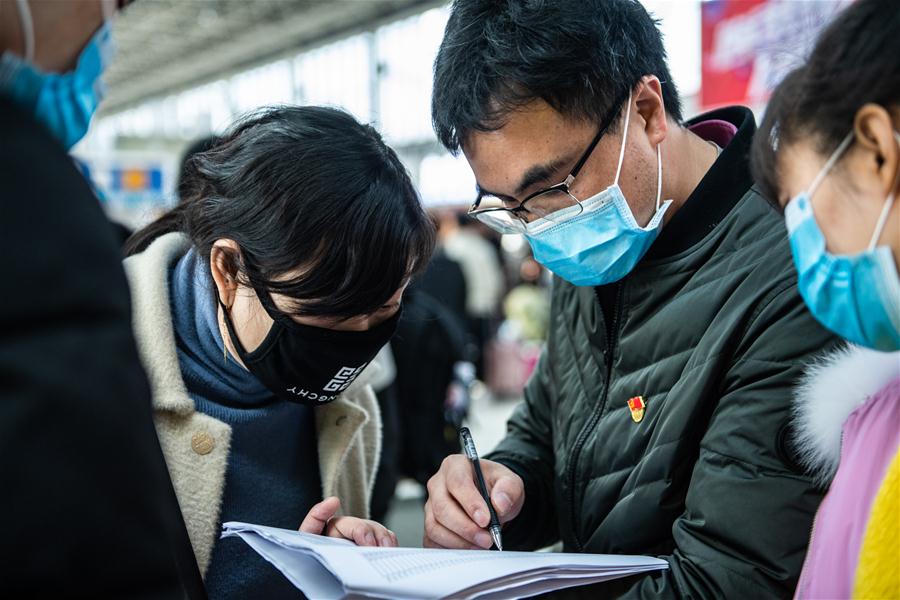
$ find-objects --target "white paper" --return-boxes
[221,522,668,600]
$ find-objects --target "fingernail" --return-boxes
[494,492,511,513]
[365,532,376,546]
[473,509,486,526]
[475,532,493,549]
[380,536,392,547]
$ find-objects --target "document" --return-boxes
[221,522,668,599]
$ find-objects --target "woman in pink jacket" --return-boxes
[751,0,899,597]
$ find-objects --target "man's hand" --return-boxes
[299,496,398,547]
[424,455,524,549]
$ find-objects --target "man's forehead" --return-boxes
[461,101,591,196]
[462,100,575,157]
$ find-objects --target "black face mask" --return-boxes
[219,289,400,406]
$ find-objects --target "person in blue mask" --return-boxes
[750,0,899,596]
[0,0,114,148]
[0,1,205,597]
[424,1,840,597]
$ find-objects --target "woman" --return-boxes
[123,105,434,597]
[751,1,899,597]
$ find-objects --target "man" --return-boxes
[424,0,837,597]
[0,0,202,596]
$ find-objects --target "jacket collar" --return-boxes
[645,106,758,260]
[793,344,900,486]
[124,232,196,415]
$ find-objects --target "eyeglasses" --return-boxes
[468,96,626,234]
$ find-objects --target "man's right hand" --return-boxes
[424,455,525,549]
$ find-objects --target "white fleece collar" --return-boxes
[793,344,900,486]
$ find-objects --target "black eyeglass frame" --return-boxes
[468,93,628,225]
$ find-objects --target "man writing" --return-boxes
[424,0,835,597]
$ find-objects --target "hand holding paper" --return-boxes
[300,496,398,548]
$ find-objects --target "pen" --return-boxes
[458,427,503,551]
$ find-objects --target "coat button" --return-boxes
[191,432,215,455]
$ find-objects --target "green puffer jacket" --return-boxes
[487,107,837,599]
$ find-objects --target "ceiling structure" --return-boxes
[102,0,441,116]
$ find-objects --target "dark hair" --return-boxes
[177,134,221,203]
[751,0,900,206]
[126,105,435,318]
[431,0,682,153]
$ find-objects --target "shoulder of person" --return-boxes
[735,184,796,271]
[720,185,807,319]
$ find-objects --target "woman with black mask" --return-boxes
[123,105,434,598]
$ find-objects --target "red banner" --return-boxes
[701,0,850,110]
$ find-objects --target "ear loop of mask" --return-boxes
[611,90,662,212]
[808,131,899,252]
[655,142,662,211]
[870,188,896,251]
[14,0,35,62]
[867,131,900,251]
[612,92,631,189]
[807,133,854,198]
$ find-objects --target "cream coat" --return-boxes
[123,233,382,576]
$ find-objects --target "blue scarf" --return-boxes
[170,249,321,598]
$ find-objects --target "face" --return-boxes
[209,242,406,364]
[463,78,668,229]
[0,0,115,72]
[777,104,900,259]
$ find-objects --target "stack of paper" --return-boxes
[221,522,667,599]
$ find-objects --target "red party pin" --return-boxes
[627,396,646,423]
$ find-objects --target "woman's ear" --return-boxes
[209,239,241,308]
[853,103,900,197]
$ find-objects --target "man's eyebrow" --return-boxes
[514,156,574,197]
[475,153,579,201]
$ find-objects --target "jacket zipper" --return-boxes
[566,283,624,552]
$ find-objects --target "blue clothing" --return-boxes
[170,250,321,599]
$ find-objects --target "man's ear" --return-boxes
[634,75,668,147]
[209,239,241,308]
[853,103,900,198]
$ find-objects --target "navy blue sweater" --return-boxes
[170,250,320,598]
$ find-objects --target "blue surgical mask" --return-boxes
[785,131,900,352]
[0,0,114,149]
[524,96,673,287]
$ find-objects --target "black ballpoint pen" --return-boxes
[459,427,503,551]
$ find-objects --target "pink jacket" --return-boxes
[792,345,900,599]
